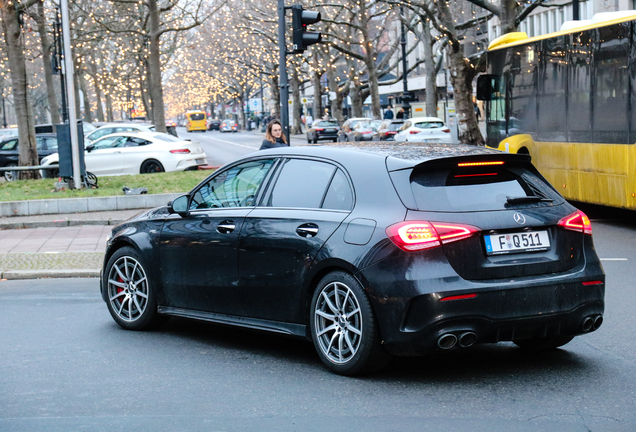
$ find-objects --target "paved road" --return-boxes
[178,127,308,167]
[0,210,635,431]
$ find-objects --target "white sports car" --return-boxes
[40,131,208,176]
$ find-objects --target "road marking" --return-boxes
[600,258,627,261]
[195,135,258,150]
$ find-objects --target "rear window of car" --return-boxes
[414,121,444,129]
[1,139,17,150]
[152,133,180,142]
[318,121,338,127]
[389,122,404,131]
[391,162,564,212]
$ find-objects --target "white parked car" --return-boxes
[40,132,207,176]
[394,117,452,143]
[85,123,156,143]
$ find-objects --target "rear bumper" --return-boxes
[358,246,605,356]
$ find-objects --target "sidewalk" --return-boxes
[0,209,144,280]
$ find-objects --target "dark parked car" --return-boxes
[372,119,405,141]
[101,143,605,376]
[0,134,58,181]
[207,119,221,131]
[306,120,340,143]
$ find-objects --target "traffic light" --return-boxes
[292,5,321,54]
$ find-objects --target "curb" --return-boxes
[0,269,100,280]
[0,192,180,218]
[0,218,128,230]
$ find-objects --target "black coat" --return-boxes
[260,138,289,150]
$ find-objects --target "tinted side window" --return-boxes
[594,23,629,143]
[1,139,17,150]
[191,159,274,209]
[322,169,353,211]
[268,159,336,208]
[46,137,58,151]
[537,36,567,142]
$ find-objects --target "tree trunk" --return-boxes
[359,2,381,119]
[423,22,438,117]
[326,63,343,122]
[448,45,484,145]
[350,73,363,118]
[34,1,60,125]
[237,94,245,129]
[1,3,39,178]
[89,62,104,122]
[147,0,166,132]
[270,74,281,120]
[141,58,154,123]
[311,51,322,120]
[78,66,93,123]
[105,90,114,121]
[291,66,302,134]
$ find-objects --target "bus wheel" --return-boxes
[518,147,529,155]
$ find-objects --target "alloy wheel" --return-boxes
[107,256,149,322]
[314,281,363,364]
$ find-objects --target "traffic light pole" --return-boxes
[277,0,290,144]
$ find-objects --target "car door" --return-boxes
[119,136,153,174]
[238,158,354,323]
[159,158,277,315]
[85,136,127,175]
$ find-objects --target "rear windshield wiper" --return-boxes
[506,196,554,205]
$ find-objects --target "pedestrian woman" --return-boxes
[260,120,289,150]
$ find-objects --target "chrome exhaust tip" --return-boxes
[458,332,477,348]
[593,315,603,331]
[437,333,458,350]
[582,316,595,332]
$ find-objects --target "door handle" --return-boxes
[296,223,319,238]
[217,220,235,234]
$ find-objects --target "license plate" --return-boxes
[325,128,335,132]
[195,158,205,164]
[484,230,550,255]
[424,139,440,143]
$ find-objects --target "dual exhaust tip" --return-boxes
[581,315,603,333]
[437,331,476,350]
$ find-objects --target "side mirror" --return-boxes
[167,194,190,217]
[85,144,95,152]
[476,74,498,101]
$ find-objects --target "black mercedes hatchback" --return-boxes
[100,143,605,376]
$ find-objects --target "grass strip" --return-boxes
[0,170,213,202]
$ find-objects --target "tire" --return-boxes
[103,246,168,330]
[332,138,337,143]
[513,335,574,351]
[4,163,18,181]
[140,159,165,174]
[306,134,311,144]
[310,271,392,376]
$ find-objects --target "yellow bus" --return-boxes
[477,11,636,210]
[185,110,207,132]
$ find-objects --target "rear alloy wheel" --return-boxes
[140,159,165,174]
[104,246,167,330]
[310,271,391,376]
[4,163,18,181]
[513,335,574,351]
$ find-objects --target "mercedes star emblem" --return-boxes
[513,213,526,225]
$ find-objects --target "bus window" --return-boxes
[486,51,506,147]
[593,23,629,144]
[509,43,538,138]
[537,36,566,142]
[568,31,592,143]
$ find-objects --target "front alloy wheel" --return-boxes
[310,272,391,376]
[104,247,166,330]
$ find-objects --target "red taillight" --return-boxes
[439,293,478,302]
[558,210,592,235]
[582,281,603,286]
[442,128,451,133]
[361,131,372,134]
[314,128,324,131]
[409,130,420,134]
[386,131,397,135]
[170,149,191,154]
[386,221,479,252]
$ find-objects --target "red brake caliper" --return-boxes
[117,275,124,306]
